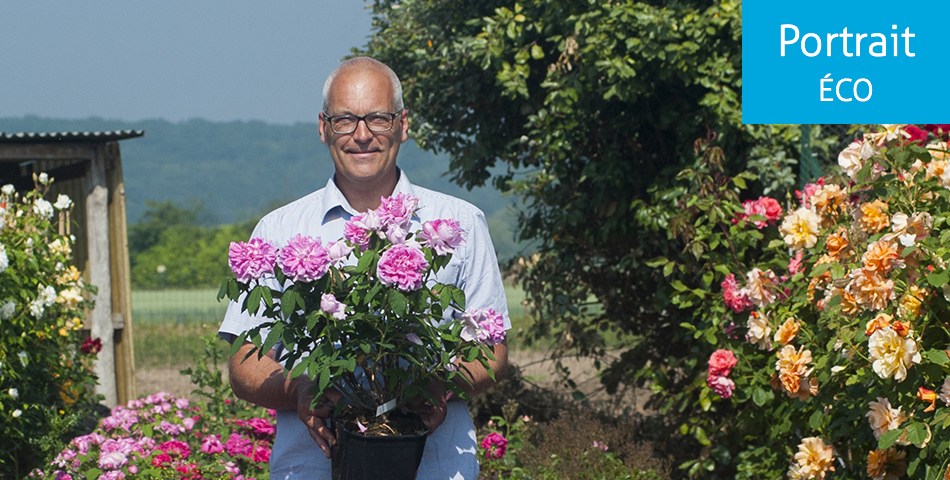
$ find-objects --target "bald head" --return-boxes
[322,57,404,113]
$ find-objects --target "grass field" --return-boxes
[132,285,533,368]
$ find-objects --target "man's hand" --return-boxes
[413,379,448,435]
[297,384,344,459]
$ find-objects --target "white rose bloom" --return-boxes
[25,238,32,248]
[33,198,54,219]
[1,184,14,195]
[28,300,44,318]
[0,207,6,231]
[0,300,15,320]
[0,244,8,273]
[838,141,865,180]
[11,409,21,418]
[746,311,772,351]
[17,351,28,366]
[38,172,49,185]
[866,397,906,439]
[38,285,57,306]
[53,194,72,210]
[57,287,83,307]
[868,327,921,382]
[8,388,17,399]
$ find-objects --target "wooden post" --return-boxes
[86,145,116,405]
[106,142,136,405]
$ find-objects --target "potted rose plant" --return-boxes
[220,193,505,479]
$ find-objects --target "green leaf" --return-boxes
[281,290,299,318]
[808,410,824,430]
[878,429,901,449]
[663,262,675,277]
[927,270,949,288]
[645,257,668,268]
[530,44,544,59]
[452,288,466,310]
[752,387,773,407]
[389,290,408,315]
[733,176,747,189]
[671,280,688,292]
[356,249,377,273]
[217,279,229,301]
[246,287,262,314]
[926,349,950,366]
[905,422,929,445]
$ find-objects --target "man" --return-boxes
[219,57,510,480]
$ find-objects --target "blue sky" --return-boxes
[0,2,374,124]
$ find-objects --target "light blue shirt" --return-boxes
[219,171,510,480]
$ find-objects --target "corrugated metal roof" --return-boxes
[0,130,144,143]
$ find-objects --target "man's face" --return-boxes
[319,66,408,190]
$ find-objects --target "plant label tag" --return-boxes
[376,399,397,417]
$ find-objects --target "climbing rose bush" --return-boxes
[650,125,950,478]
[0,175,99,477]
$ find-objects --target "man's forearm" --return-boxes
[228,341,311,411]
[456,340,508,396]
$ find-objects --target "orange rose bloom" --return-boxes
[826,228,850,259]
[849,268,896,311]
[866,313,893,336]
[859,199,890,234]
[774,318,801,346]
[863,240,900,273]
[867,448,907,480]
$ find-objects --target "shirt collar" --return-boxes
[318,168,416,224]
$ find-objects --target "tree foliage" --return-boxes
[362,0,747,392]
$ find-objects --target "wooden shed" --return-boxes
[0,130,143,406]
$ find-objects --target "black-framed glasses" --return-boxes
[322,111,401,134]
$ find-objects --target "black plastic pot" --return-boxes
[330,422,428,480]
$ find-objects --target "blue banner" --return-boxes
[743,0,945,123]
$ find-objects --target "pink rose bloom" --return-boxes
[246,417,276,437]
[707,349,738,377]
[759,197,782,222]
[734,197,782,229]
[151,453,172,467]
[278,234,331,282]
[224,461,241,475]
[377,244,429,291]
[158,420,185,436]
[175,398,189,409]
[252,444,271,463]
[481,432,508,460]
[799,182,821,207]
[419,219,466,256]
[788,251,803,275]
[721,274,751,312]
[201,434,225,454]
[182,417,196,431]
[228,238,277,283]
[343,218,370,251]
[225,434,253,457]
[461,308,507,345]
[53,472,72,480]
[98,451,127,470]
[156,440,190,459]
[707,374,736,399]
[378,193,418,229]
[327,240,354,264]
[320,293,347,320]
[127,465,138,475]
[98,471,125,480]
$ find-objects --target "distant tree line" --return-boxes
[128,200,256,289]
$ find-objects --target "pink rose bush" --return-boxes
[223,194,506,433]
[31,392,274,480]
[654,125,950,477]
